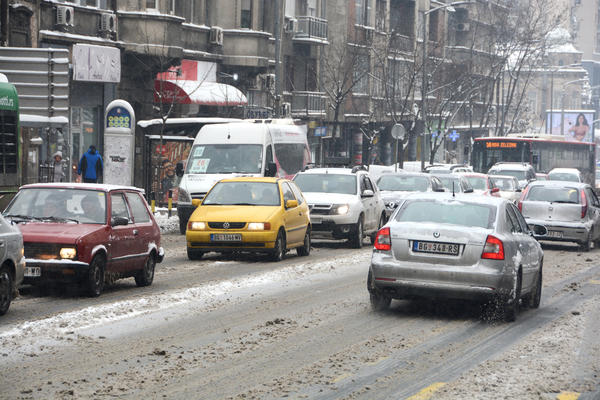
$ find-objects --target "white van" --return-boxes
[175,120,311,233]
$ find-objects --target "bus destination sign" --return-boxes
[485,142,517,149]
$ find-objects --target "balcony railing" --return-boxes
[294,16,328,43]
[291,91,327,117]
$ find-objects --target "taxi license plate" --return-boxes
[547,231,563,238]
[25,266,41,277]
[413,241,459,256]
[211,233,242,242]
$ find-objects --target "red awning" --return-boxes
[154,80,247,106]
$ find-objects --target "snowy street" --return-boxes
[1,232,599,399]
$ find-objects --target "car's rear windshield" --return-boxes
[489,169,527,180]
[293,174,357,195]
[526,186,580,203]
[377,175,429,192]
[4,188,107,224]
[395,199,496,229]
[490,177,517,191]
[464,176,487,190]
[548,172,579,182]
[436,176,460,191]
[202,182,281,206]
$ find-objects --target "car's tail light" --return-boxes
[581,189,587,218]
[517,185,530,213]
[481,235,504,260]
[374,227,391,251]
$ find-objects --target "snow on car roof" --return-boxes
[19,182,144,193]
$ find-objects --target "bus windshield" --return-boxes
[186,144,263,174]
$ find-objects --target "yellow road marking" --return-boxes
[366,356,388,366]
[331,373,352,384]
[556,392,579,400]
[406,382,446,400]
[589,279,600,285]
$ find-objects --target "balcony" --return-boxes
[290,91,327,117]
[293,16,328,45]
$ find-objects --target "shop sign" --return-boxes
[73,44,121,83]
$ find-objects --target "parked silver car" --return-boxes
[519,181,600,251]
[368,193,544,321]
[547,168,583,183]
[489,175,522,203]
[0,214,25,316]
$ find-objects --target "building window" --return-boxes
[355,0,370,26]
[376,0,386,31]
[241,0,252,28]
[353,54,370,94]
[58,0,108,8]
[146,0,157,11]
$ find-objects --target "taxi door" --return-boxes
[281,182,306,246]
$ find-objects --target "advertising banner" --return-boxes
[546,110,595,142]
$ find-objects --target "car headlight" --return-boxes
[59,247,77,259]
[189,221,206,230]
[178,187,191,203]
[333,204,350,215]
[248,222,271,230]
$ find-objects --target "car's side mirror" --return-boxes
[464,188,474,193]
[265,162,277,177]
[362,189,374,198]
[192,199,202,207]
[530,224,547,237]
[285,199,298,209]
[176,162,185,177]
[491,187,500,194]
[111,216,129,226]
[516,188,522,192]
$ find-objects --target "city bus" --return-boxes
[472,135,596,186]
[0,77,20,209]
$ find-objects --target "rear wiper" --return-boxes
[38,216,80,224]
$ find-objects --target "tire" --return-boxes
[370,291,391,311]
[526,265,543,309]
[86,254,105,297]
[580,232,592,252]
[270,230,286,262]
[187,248,204,260]
[349,217,364,249]
[370,214,385,244]
[296,229,311,257]
[503,270,522,322]
[179,218,187,235]
[0,266,13,316]
[135,253,156,287]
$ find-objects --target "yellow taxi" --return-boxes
[186,177,311,261]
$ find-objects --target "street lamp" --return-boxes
[545,63,582,134]
[420,1,474,171]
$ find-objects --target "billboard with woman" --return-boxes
[546,110,595,142]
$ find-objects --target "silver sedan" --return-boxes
[368,193,543,321]
[519,181,600,251]
[0,214,25,316]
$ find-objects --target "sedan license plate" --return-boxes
[25,266,41,277]
[413,241,459,256]
[211,233,242,242]
[547,230,563,238]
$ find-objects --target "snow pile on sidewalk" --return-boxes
[153,208,180,234]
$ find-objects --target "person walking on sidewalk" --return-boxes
[78,145,103,183]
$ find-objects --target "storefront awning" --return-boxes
[154,80,247,106]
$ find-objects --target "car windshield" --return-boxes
[395,199,496,229]
[202,182,280,206]
[377,175,429,192]
[436,176,461,191]
[4,188,106,224]
[526,186,580,203]
[548,172,579,182]
[293,174,357,195]
[464,176,487,190]
[489,169,527,180]
[490,177,517,191]
[186,144,263,174]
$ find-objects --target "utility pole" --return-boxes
[274,0,282,118]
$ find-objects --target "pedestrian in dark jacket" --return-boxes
[78,145,103,183]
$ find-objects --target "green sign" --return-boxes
[0,82,18,111]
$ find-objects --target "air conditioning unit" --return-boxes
[56,5,74,27]
[100,13,116,33]
[456,23,470,32]
[209,26,224,46]
[285,18,297,33]
[281,102,291,117]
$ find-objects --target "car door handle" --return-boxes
[133,229,139,236]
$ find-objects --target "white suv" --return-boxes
[293,166,386,248]
[488,162,536,189]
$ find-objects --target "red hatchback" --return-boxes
[3,183,164,296]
